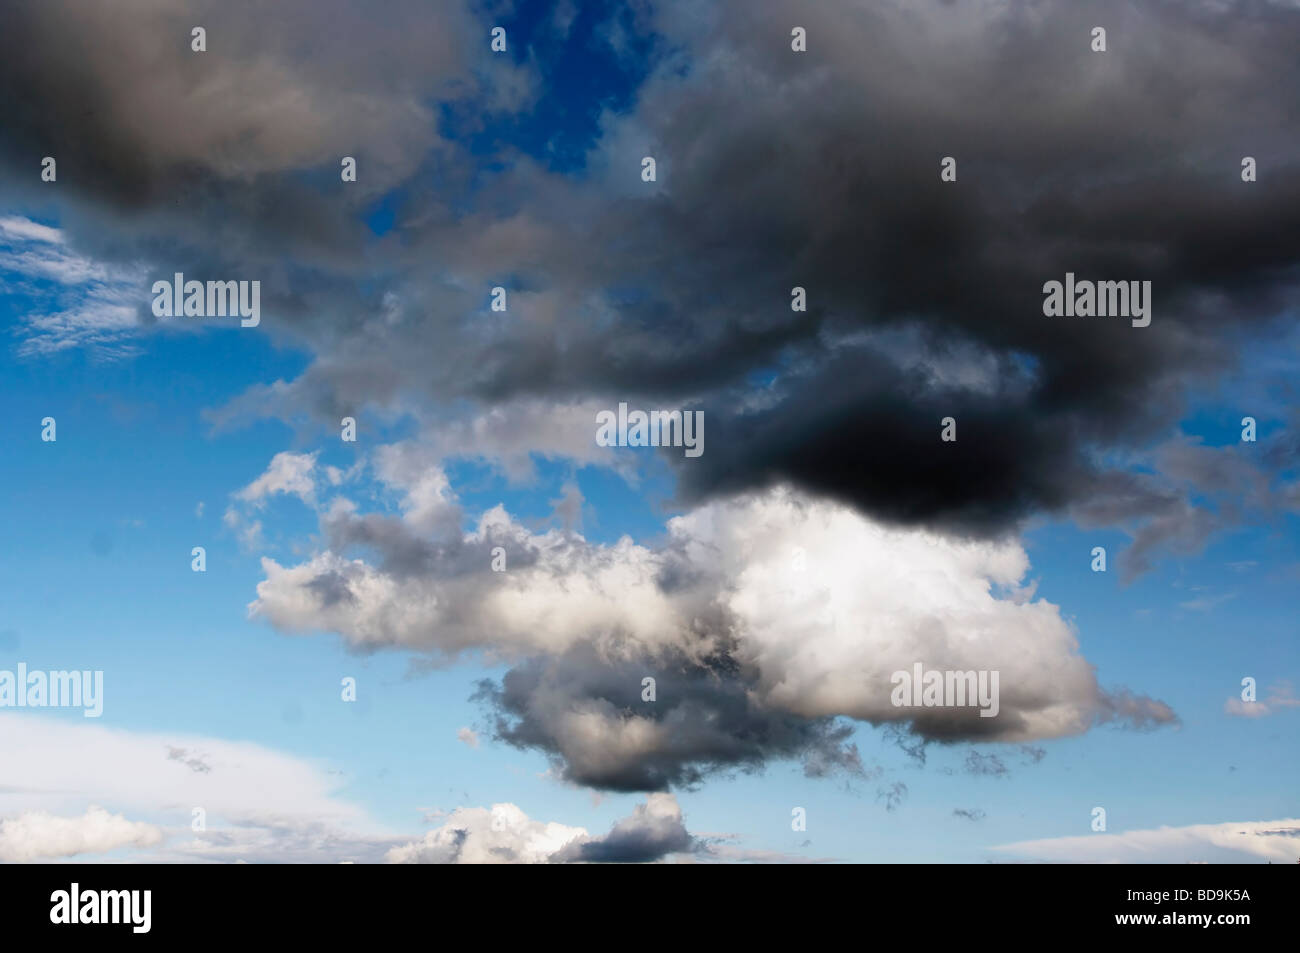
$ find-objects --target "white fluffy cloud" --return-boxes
[673,489,1116,740]
[235,451,320,507]
[0,806,163,862]
[386,803,586,864]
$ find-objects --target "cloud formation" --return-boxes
[249,462,1176,790]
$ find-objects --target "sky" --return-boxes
[0,0,1297,864]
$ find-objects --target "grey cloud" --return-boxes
[552,793,696,863]
[474,645,868,792]
[3,1,1297,554]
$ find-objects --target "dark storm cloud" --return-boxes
[3,0,1297,545]
[246,0,1297,541]
[671,344,1089,536]
[623,0,1300,535]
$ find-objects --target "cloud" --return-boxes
[387,793,695,864]
[876,783,907,812]
[1224,681,1300,718]
[456,727,479,748]
[0,806,163,862]
[0,216,146,359]
[552,793,696,863]
[964,752,1009,777]
[476,645,869,792]
[997,818,1300,864]
[1018,745,1047,765]
[590,0,1300,541]
[0,715,716,864]
[0,216,62,244]
[235,451,320,507]
[392,400,626,485]
[250,472,1175,790]
[165,746,213,774]
[1178,592,1237,613]
[222,451,325,551]
[0,713,391,863]
[0,0,484,200]
[385,802,584,864]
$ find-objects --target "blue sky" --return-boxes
[0,0,1298,864]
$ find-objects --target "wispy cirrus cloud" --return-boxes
[996,818,1300,864]
[0,216,146,360]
